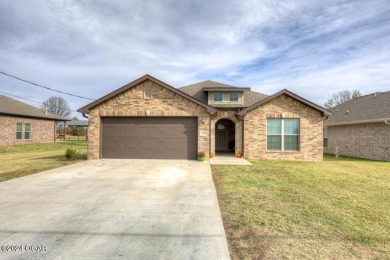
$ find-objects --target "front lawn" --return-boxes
[212,154,390,259]
[0,141,87,182]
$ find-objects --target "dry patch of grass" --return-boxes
[212,155,390,259]
[0,141,87,182]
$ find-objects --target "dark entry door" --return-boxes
[101,117,198,159]
[216,122,229,151]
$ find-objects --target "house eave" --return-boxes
[0,112,70,121]
[324,118,390,127]
[237,89,331,117]
[202,87,251,92]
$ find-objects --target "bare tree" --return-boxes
[324,90,361,109]
[41,96,71,117]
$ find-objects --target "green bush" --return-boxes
[65,148,77,159]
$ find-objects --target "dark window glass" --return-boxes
[229,92,238,101]
[25,123,30,139]
[16,123,22,139]
[323,128,328,147]
[267,135,282,150]
[267,119,299,151]
[214,92,222,101]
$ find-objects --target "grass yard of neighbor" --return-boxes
[212,154,390,260]
[0,141,87,182]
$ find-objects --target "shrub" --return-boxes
[65,148,77,159]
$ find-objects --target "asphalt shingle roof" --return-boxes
[178,80,268,107]
[0,95,69,121]
[324,92,390,125]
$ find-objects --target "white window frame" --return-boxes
[214,92,223,102]
[229,92,239,102]
[323,127,328,147]
[266,119,300,151]
[24,123,31,139]
[16,122,23,139]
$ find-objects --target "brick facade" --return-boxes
[210,111,243,156]
[324,123,390,161]
[0,115,55,146]
[86,80,325,161]
[243,94,323,161]
[88,79,210,159]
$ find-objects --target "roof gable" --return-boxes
[179,80,268,107]
[78,75,217,114]
[237,89,331,116]
[0,95,69,121]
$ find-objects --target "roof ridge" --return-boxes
[179,79,241,89]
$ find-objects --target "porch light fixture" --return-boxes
[202,117,206,124]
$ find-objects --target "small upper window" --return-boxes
[229,92,239,101]
[144,89,152,99]
[25,123,30,139]
[214,92,222,102]
[217,124,225,130]
[16,123,22,139]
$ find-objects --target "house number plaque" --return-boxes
[199,131,208,136]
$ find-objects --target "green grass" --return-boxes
[0,141,87,182]
[212,154,390,259]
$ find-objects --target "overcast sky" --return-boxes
[1,0,389,117]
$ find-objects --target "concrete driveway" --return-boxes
[0,160,230,259]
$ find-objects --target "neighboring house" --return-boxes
[0,95,69,146]
[324,92,390,161]
[78,75,330,161]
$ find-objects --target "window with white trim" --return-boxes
[323,128,328,147]
[267,119,300,151]
[229,92,238,101]
[16,123,22,139]
[214,92,222,101]
[25,123,30,139]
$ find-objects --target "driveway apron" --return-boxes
[0,160,230,259]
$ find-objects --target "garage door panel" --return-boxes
[125,138,148,148]
[148,148,172,159]
[103,138,126,148]
[132,127,150,138]
[148,138,172,148]
[171,150,191,159]
[102,117,198,159]
[149,127,171,138]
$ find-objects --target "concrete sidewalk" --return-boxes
[0,160,230,259]
[210,154,252,165]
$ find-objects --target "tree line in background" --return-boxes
[324,90,361,109]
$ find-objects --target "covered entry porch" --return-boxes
[210,111,243,158]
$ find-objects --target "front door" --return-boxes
[216,122,229,151]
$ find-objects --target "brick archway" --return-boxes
[210,111,243,157]
[215,118,235,153]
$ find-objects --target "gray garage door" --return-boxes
[101,117,198,159]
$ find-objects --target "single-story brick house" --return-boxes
[0,95,69,146]
[324,92,390,161]
[78,75,330,161]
